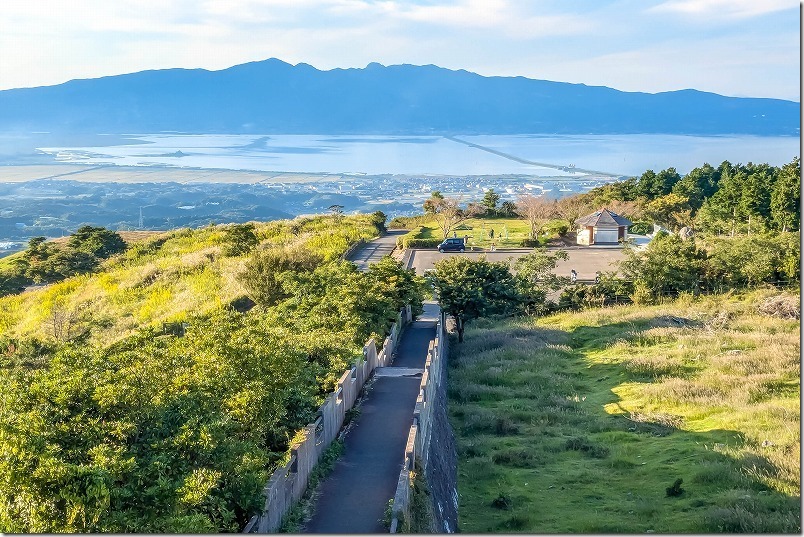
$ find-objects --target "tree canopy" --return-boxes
[429,256,520,342]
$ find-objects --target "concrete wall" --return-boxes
[390,311,458,533]
[243,305,413,533]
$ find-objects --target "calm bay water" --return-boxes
[38,133,800,178]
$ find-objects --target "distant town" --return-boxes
[0,163,619,254]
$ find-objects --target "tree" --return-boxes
[68,226,127,259]
[429,256,520,342]
[33,249,98,283]
[481,189,501,216]
[553,195,592,229]
[516,194,556,239]
[422,191,444,214]
[644,193,692,231]
[620,234,707,298]
[513,249,569,314]
[671,163,721,214]
[770,157,800,232]
[636,167,681,199]
[221,223,259,257]
[423,194,483,239]
[328,205,344,220]
[498,200,518,218]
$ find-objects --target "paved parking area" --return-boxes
[409,246,627,280]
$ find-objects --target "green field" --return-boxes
[395,217,558,249]
[448,290,800,533]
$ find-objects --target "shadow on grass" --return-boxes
[448,313,800,533]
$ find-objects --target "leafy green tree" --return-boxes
[221,223,259,257]
[481,189,501,216]
[0,266,30,296]
[620,234,707,298]
[514,249,569,314]
[26,248,97,283]
[23,236,56,263]
[671,163,720,213]
[703,233,800,291]
[636,168,681,199]
[498,200,518,217]
[68,226,127,259]
[429,256,520,342]
[644,193,692,231]
[770,157,800,232]
[365,256,425,318]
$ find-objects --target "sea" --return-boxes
[36,133,800,178]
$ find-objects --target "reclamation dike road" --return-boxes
[302,302,439,533]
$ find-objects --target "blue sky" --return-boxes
[0,0,799,100]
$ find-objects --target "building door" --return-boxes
[594,228,619,243]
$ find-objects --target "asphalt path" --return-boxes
[302,303,439,533]
[409,246,627,280]
[347,230,406,271]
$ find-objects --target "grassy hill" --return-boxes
[0,213,426,533]
[448,289,800,533]
[0,215,380,344]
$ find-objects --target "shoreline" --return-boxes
[0,163,621,184]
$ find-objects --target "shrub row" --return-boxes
[397,226,442,249]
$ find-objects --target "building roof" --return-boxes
[575,208,633,227]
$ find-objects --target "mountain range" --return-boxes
[0,58,798,136]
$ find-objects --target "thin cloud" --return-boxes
[647,0,795,20]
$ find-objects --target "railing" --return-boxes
[389,311,447,533]
[243,305,413,533]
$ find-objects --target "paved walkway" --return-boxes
[302,302,439,533]
[347,230,406,271]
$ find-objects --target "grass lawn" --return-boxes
[448,289,800,533]
[415,217,546,249]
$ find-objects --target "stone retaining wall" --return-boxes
[243,306,412,533]
[390,311,458,533]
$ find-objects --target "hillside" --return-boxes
[0,213,429,533]
[448,290,800,533]
[0,216,380,344]
[0,59,798,135]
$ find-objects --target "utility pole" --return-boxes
[139,207,144,229]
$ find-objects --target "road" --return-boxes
[347,230,406,271]
[302,302,439,533]
[408,246,627,280]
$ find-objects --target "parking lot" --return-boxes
[408,246,627,280]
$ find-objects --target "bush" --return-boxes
[221,223,259,257]
[397,226,442,249]
[629,222,653,235]
[519,237,542,247]
[542,219,570,237]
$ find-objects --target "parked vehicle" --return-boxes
[437,237,465,253]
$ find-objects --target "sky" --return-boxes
[0,0,799,100]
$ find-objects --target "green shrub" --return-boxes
[397,226,442,249]
[542,219,570,236]
[629,221,653,235]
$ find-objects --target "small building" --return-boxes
[575,208,632,245]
